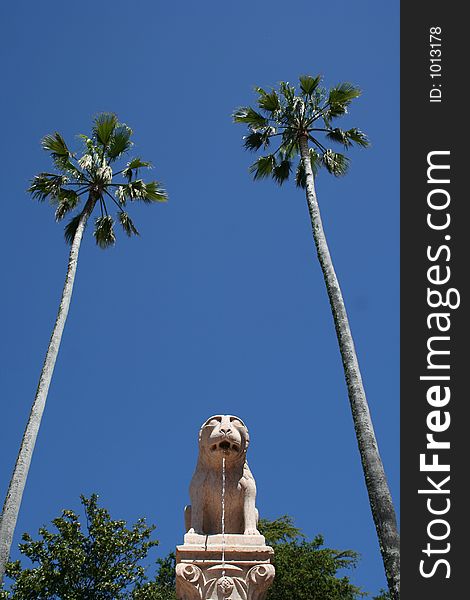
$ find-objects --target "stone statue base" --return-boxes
[176,533,275,600]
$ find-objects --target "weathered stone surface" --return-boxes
[182,533,267,548]
[176,559,275,600]
[184,415,259,536]
[176,415,275,600]
[176,538,275,600]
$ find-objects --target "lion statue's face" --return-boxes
[198,414,249,464]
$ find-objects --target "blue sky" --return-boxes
[0,0,399,595]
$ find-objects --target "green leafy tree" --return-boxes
[233,77,399,599]
[0,495,159,599]
[0,114,168,582]
[259,515,304,546]
[372,590,391,600]
[259,516,363,600]
[1,506,385,600]
[132,554,176,600]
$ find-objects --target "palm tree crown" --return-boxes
[28,112,167,247]
[233,75,369,185]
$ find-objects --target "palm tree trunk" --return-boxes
[299,136,400,599]
[0,195,96,583]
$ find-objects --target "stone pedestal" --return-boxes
[176,533,275,600]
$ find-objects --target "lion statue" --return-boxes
[184,414,259,536]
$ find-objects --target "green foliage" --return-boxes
[41,133,79,175]
[132,554,176,600]
[28,174,69,202]
[295,148,322,187]
[326,83,362,120]
[299,75,321,96]
[256,88,281,113]
[54,190,80,222]
[232,106,268,129]
[122,159,152,182]
[93,113,119,147]
[249,155,276,180]
[372,590,391,600]
[258,516,364,600]
[63,214,82,245]
[322,150,349,176]
[326,128,369,149]
[116,181,168,205]
[1,505,384,600]
[272,157,292,184]
[0,495,158,599]
[132,583,176,600]
[94,215,116,248]
[28,113,168,247]
[141,182,168,203]
[107,125,133,161]
[233,75,369,188]
[258,515,304,545]
[119,211,140,237]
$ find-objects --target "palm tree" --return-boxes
[0,113,168,582]
[233,76,400,599]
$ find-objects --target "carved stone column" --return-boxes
[176,534,274,600]
[177,415,275,600]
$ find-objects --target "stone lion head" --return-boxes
[198,414,249,465]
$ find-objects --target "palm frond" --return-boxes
[78,154,93,170]
[256,88,281,113]
[118,211,139,236]
[93,113,118,147]
[329,82,362,103]
[28,174,68,201]
[322,150,349,176]
[327,83,361,118]
[55,190,80,221]
[126,180,149,201]
[79,134,95,153]
[243,131,272,152]
[41,132,70,156]
[325,128,350,148]
[94,215,116,248]
[118,180,167,203]
[248,155,276,180]
[232,107,268,130]
[295,161,306,188]
[299,75,322,96]
[243,132,264,151]
[96,165,113,184]
[53,156,83,178]
[272,158,292,185]
[41,133,82,177]
[322,113,332,129]
[143,181,168,203]
[127,157,152,170]
[345,128,370,148]
[280,82,295,102]
[64,213,82,245]
[116,186,127,206]
[122,158,152,181]
[278,137,299,160]
[325,128,370,149]
[107,124,133,161]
